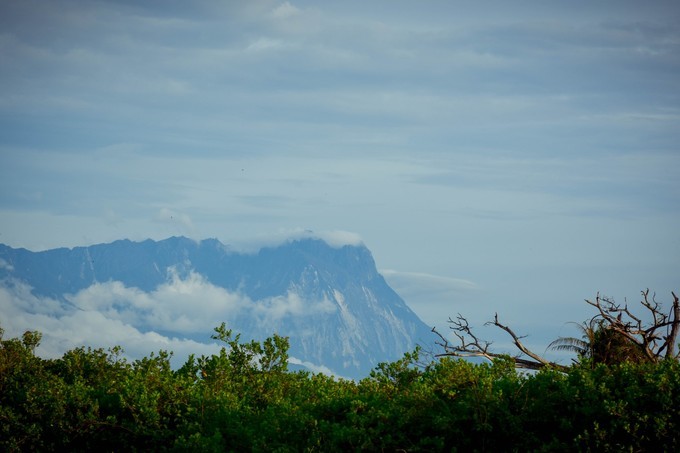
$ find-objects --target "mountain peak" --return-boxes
[0,235,432,379]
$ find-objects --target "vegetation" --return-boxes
[2,291,679,451]
[434,289,680,371]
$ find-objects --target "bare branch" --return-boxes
[435,290,679,371]
[433,313,568,372]
[666,291,680,358]
[583,290,680,362]
[432,314,496,364]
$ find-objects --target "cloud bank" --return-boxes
[0,268,337,368]
[0,0,677,359]
[226,228,364,253]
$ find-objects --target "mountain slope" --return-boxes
[0,236,433,378]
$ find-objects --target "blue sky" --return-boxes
[1,0,679,360]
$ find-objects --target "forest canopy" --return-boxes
[1,291,679,451]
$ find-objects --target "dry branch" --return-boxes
[432,313,568,372]
[434,290,679,371]
[585,290,680,362]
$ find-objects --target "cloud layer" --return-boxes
[0,269,336,368]
[1,0,678,359]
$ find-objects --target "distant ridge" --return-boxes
[0,236,434,379]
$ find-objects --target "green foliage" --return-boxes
[2,324,679,452]
[209,322,289,374]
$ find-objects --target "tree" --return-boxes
[547,319,599,362]
[585,290,680,362]
[433,290,679,370]
[549,318,648,366]
[2,322,680,450]
[432,312,569,372]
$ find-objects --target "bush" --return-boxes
[1,326,678,452]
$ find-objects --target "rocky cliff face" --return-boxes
[0,236,433,378]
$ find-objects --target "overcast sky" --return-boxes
[1,0,679,360]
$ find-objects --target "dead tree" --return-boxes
[433,290,679,371]
[583,289,680,362]
[432,313,569,372]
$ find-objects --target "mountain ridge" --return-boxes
[0,236,433,378]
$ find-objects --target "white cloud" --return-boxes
[227,228,364,253]
[65,270,249,335]
[0,278,65,316]
[0,280,211,365]
[272,2,300,20]
[0,269,341,367]
[315,230,364,248]
[288,356,343,377]
[154,208,194,234]
[382,270,478,293]
[253,290,336,323]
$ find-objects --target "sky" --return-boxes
[1,0,679,363]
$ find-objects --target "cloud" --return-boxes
[272,2,300,20]
[252,290,336,324]
[154,208,194,233]
[64,270,244,334]
[1,0,678,361]
[409,151,680,220]
[382,270,478,304]
[287,356,341,377]
[381,270,479,327]
[0,278,217,365]
[315,230,364,247]
[0,278,66,317]
[383,270,477,292]
[228,228,364,253]
[246,37,285,52]
[0,269,340,367]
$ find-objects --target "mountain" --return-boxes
[0,236,434,379]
